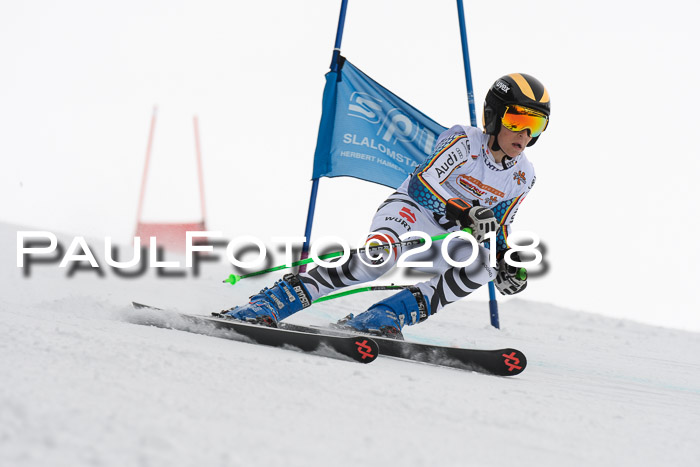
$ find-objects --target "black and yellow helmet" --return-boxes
[483,73,550,147]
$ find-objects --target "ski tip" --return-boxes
[499,348,527,376]
[347,336,380,363]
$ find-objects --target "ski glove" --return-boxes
[494,250,528,296]
[445,198,498,243]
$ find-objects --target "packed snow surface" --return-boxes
[2,223,699,467]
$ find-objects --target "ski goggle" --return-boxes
[501,105,549,137]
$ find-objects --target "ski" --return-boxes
[280,322,526,376]
[130,303,525,375]
[130,303,378,364]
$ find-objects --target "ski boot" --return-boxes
[335,287,429,339]
[220,274,312,327]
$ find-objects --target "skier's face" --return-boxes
[497,125,532,158]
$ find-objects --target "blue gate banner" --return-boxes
[312,57,447,189]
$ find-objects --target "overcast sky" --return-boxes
[2,0,699,330]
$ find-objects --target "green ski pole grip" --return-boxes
[516,268,527,281]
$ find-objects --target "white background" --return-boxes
[2,0,699,330]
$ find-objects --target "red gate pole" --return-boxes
[136,106,158,227]
[193,115,207,225]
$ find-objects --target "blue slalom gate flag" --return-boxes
[312,57,447,189]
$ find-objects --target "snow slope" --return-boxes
[2,222,699,467]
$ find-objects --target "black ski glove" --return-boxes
[494,250,528,295]
[445,198,498,243]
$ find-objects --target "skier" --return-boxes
[224,73,550,338]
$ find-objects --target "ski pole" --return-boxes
[311,266,526,305]
[312,285,408,303]
[223,228,473,285]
